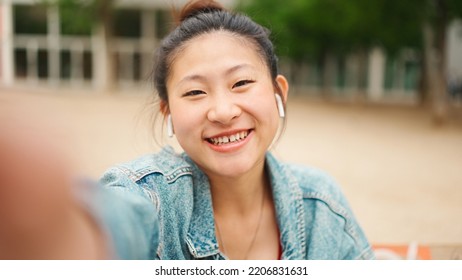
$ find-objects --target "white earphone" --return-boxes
[275,93,285,118]
[167,114,174,138]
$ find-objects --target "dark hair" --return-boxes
[153,0,280,105]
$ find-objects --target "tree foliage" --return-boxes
[239,0,462,122]
[238,0,462,60]
[43,0,113,35]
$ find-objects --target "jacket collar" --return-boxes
[184,152,306,260]
[183,155,222,259]
[265,152,306,259]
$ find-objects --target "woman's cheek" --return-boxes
[172,107,203,136]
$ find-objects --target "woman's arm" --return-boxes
[0,110,107,259]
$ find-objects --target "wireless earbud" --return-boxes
[275,94,285,118]
[167,114,174,138]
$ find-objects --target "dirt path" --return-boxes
[2,87,462,248]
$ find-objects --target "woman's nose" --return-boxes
[207,93,241,124]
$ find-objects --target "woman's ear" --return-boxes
[275,75,289,103]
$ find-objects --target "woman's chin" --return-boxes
[204,158,264,180]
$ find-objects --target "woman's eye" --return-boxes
[233,80,254,88]
[183,90,205,97]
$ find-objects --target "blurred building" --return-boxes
[0,0,235,91]
[447,19,462,101]
[1,0,462,102]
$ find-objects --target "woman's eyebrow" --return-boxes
[180,74,206,84]
[225,64,254,75]
[175,74,207,89]
[174,64,255,89]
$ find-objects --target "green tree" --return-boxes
[421,0,462,123]
[239,0,462,122]
[240,0,423,61]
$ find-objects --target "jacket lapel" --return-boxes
[266,153,306,259]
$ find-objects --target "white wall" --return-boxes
[447,19,462,80]
[1,0,14,86]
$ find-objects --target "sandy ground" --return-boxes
[2,86,462,256]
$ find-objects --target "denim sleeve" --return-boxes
[322,178,375,260]
[313,173,375,260]
[289,164,375,260]
[335,201,375,260]
[76,168,159,260]
[302,192,375,260]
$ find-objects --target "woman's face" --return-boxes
[166,31,288,179]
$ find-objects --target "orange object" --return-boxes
[373,244,432,260]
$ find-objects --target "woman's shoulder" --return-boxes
[267,153,351,213]
[283,163,354,213]
[284,163,343,199]
[277,161,374,259]
[100,146,193,185]
[266,152,343,201]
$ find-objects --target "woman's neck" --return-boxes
[207,160,280,260]
[208,161,269,216]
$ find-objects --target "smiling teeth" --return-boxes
[209,131,249,145]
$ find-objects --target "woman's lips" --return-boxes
[205,129,253,153]
[206,129,250,145]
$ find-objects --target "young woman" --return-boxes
[0,0,373,260]
[98,0,374,260]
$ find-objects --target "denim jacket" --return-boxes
[94,146,374,260]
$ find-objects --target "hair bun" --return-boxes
[177,0,225,24]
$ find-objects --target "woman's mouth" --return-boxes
[206,130,251,146]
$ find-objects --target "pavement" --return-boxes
[2,86,462,259]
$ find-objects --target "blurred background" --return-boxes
[1,0,462,259]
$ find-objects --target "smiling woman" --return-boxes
[98,0,374,260]
[167,32,284,181]
[0,0,374,260]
